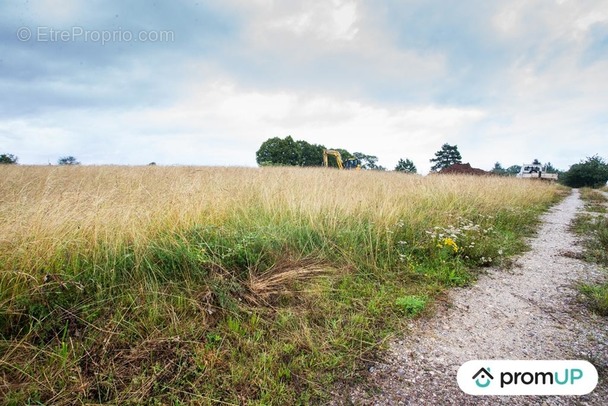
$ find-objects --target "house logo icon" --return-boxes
[472,367,494,388]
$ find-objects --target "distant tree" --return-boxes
[296,140,325,167]
[395,158,417,173]
[544,162,559,173]
[353,152,384,170]
[0,153,18,164]
[532,158,541,165]
[506,165,522,176]
[560,155,608,188]
[430,143,462,172]
[58,156,80,165]
[256,136,380,169]
[490,162,507,176]
[256,136,300,166]
[148,162,157,166]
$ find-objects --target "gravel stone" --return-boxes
[331,189,608,405]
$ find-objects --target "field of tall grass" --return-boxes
[0,165,563,405]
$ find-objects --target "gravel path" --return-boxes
[333,189,608,405]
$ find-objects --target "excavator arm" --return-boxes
[323,149,344,170]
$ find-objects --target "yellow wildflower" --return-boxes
[442,237,459,253]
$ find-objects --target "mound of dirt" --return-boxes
[440,162,488,176]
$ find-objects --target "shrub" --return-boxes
[560,155,608,188]
[0,153,18,164]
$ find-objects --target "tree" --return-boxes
[430,143,462,172]
[532,158,541,165]
[560,155,608,188]
[256,136,379,169]
[353,152,385,170]
[58,156,80,165]
[296,140,325,167]
[506,165,522,176]
[490,162,507,176]
[0,153,18,164]
[395,158,417,173]
[544,162,559,173]
[256,136,300,166]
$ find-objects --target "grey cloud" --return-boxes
[0,0,606,168]
[0,0,239,118]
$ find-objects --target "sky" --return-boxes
[1,0,607,174]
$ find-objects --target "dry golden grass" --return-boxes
[0,165,565,404]
[0,165,559,275]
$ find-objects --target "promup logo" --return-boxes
[472,367,494,388]
[458,360,597,396]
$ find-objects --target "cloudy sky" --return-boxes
[1,0,607,173]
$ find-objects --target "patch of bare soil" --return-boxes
[439,163,489,176]
[333,189,608,405]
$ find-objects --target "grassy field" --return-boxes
[0,166,563,405]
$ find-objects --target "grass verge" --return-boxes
[572,188,608,316]
[579,187,608,213]
[0,166,563,405]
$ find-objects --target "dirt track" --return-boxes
[334,189,608,405]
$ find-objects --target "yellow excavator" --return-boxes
[323,149,360,170]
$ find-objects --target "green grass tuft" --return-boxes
[395,295,427,317]
[579,283,608,316]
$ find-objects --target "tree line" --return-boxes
[489,156,608,187]
[256,135,416,173]
[3,142,608,188]
[0,154,80,165]
[255,137,608,188]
